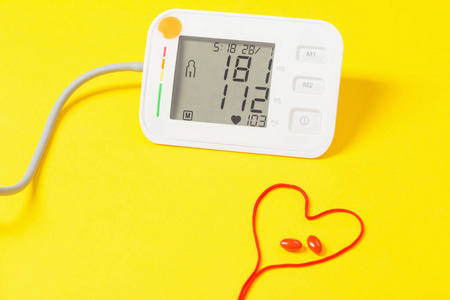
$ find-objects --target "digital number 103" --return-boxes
[247,114,267,127]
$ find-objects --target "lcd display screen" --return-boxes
[170,36,274,127]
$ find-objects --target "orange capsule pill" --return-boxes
[307,235,322,254]
[280,238,302,251]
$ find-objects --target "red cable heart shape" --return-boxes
[238,183,364,299]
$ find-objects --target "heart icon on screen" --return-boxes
[231,115,241,125]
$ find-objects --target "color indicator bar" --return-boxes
[156,47,167,117]
[157,83,162,117]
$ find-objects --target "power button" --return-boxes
[290,110,322,135]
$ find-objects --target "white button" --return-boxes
[297,47,329,64]
[290,110,322,135]
[293,77,325,95]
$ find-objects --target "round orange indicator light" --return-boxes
[158,17,182,39]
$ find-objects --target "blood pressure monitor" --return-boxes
[140,9,344,158]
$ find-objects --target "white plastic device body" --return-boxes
[139,9,343,158]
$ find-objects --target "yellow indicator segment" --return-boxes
[160,71,164,81]
[158,17,182,39]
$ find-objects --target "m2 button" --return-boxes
[293,77,325,95]
[290,110,322,135]
[297,47,329,64]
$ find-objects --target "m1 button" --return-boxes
[297,47,329,64]
[293,77,325,95]
[290,110,322,135]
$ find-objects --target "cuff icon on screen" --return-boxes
[185,60,196,78]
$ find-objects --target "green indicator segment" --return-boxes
[157,84,162,117]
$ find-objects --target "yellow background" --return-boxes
[1,0,449,299]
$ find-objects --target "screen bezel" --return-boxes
[170,35,275,128]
